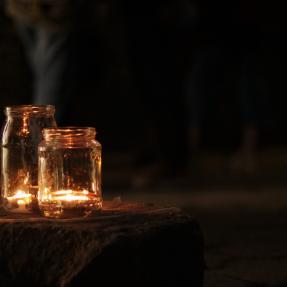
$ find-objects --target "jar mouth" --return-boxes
[43,127,96,142]
[5,105,55,116]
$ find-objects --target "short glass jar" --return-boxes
[1,105,57,213]
[38,127,102,218]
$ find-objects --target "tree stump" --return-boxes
[0,201,204,287]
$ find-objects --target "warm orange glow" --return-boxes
[54,194,89,201]
[17,199,25,205]
[23,174,29,185]
[47,190,93,202]
[7,190,32,207]
[21,114,29,136]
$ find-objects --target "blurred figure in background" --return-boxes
[123,0,189,187]
[5,0,74,120]
[4,0,122,128]
[185,0,259,173]
[230,0,258,173]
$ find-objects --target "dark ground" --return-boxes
[104,149,287,287]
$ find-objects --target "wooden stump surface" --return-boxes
[0,201,205,287]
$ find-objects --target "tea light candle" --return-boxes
[7,190,32,213]
[51,190,92,202]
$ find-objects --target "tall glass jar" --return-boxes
[1,105,57,213]
[38,127,102,218]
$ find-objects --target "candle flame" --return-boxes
[47,190,92,202]
[8,190,32,200]
[55,194,90,201]
[17,199,25,205]
[54,189,73,195]
[7,190,32,206]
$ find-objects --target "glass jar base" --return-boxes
[3,198,39,214]
[40,201,102,219]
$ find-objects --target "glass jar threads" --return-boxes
[38,127,102,218]
[1,105,57,213]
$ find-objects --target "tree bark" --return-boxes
[0,201,204,287]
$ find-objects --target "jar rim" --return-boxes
[43,127,96,141]
[5,105,55,116]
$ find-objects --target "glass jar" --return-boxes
[1,105,57,213]
[38,127,102,218]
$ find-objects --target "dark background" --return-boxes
[0,0,286,184]
[2,2,287,286]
